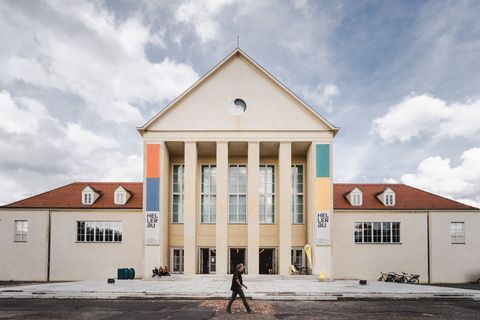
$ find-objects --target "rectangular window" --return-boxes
[76,221,122,242]
[172,164,185,223]
[14,220,28,242]
[354,222,401,244]
[451,222,465,244]
[385,194,395,206]
[229,165,247,223]
[171,248,184,273]
[291,248,305,269]
[352,193,362,206]
[259,164,275,223]
[373,222,382,243]
[291,164,304,224]
[201,165,216,223]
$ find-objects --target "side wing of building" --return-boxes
[0,183,144,281]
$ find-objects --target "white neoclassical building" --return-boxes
[1,49,479,283]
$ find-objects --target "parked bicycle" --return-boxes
[378,272,396,282]
[401,271,420,284]
[378,271,419,284]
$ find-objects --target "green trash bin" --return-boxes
[129,268,135,279]
[117,268,129,280]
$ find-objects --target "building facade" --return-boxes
[1,49,479,283]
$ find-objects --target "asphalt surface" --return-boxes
[0,299,480,319]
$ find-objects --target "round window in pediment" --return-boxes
[231,98,247,115]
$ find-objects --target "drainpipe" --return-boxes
[427,211,431,284]
[47,210,52,282]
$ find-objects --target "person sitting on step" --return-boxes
[163,265,170,276]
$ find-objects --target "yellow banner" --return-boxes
[304,244,312,268]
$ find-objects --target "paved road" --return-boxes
[0,299,479,319]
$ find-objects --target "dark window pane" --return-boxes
[354,222,363,243]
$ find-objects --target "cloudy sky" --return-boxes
[1,0,479,207]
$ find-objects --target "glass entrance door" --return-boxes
[259,248,277,274]
[229,248,246,274]
[199,248,216,274]
[171,248,184,273]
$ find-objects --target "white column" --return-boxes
[216,141,229,275]
[184,141,197,274]
[247,141,260,275]
[278,142,292,276]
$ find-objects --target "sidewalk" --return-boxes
[1,275,479,300]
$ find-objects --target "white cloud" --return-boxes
[0,91,53,134]
[298,83,340,112]
[0,0,198,125]
[400,147,480,207]
[0,90,141,205]
[175,0,238,43]
[64,123,119,156]
[372,94,480,143]
[293,0,309,10]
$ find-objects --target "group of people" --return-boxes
[152,266,170,277]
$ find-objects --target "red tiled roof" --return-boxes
[1,182,477,211]
[334,183,478,210]
[2,182,143,209]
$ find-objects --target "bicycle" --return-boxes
[402,272,420,284]
[378,272,396,282]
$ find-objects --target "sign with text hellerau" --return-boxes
[316,212,330,245]
[146,211,161,245]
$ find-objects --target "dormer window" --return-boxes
[115,192,124,204]
[385,193,394,206]
[82,186,99,205]
[346,187,363,206]
[378,187,395,206]
[83,193,93,205]
[352,193,362,206]
[114,186,131,205]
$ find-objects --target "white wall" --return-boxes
[0,210,49,281]
[50,210,144,281]
[430,211,480,283]
[332,211,429,282]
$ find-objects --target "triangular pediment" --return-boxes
[139,49,338,134]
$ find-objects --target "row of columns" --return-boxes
[182,141,293,275]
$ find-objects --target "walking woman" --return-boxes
[227,263,252,314]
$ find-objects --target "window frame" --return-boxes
[259,164,276,224]
[14,220,28,242]
[351,192,363,206]
[200,164,217,224]
[450,222,465,244]
[82,192,94,205]
[228,164,248,224]
[291,164,304,224]
[171,163,185,224]
[354,222,401,244]
[76,220,123,243]
[291,247,306,269]
[114,191,126,205]
[384,193,395,206]
[170,247,185,274]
